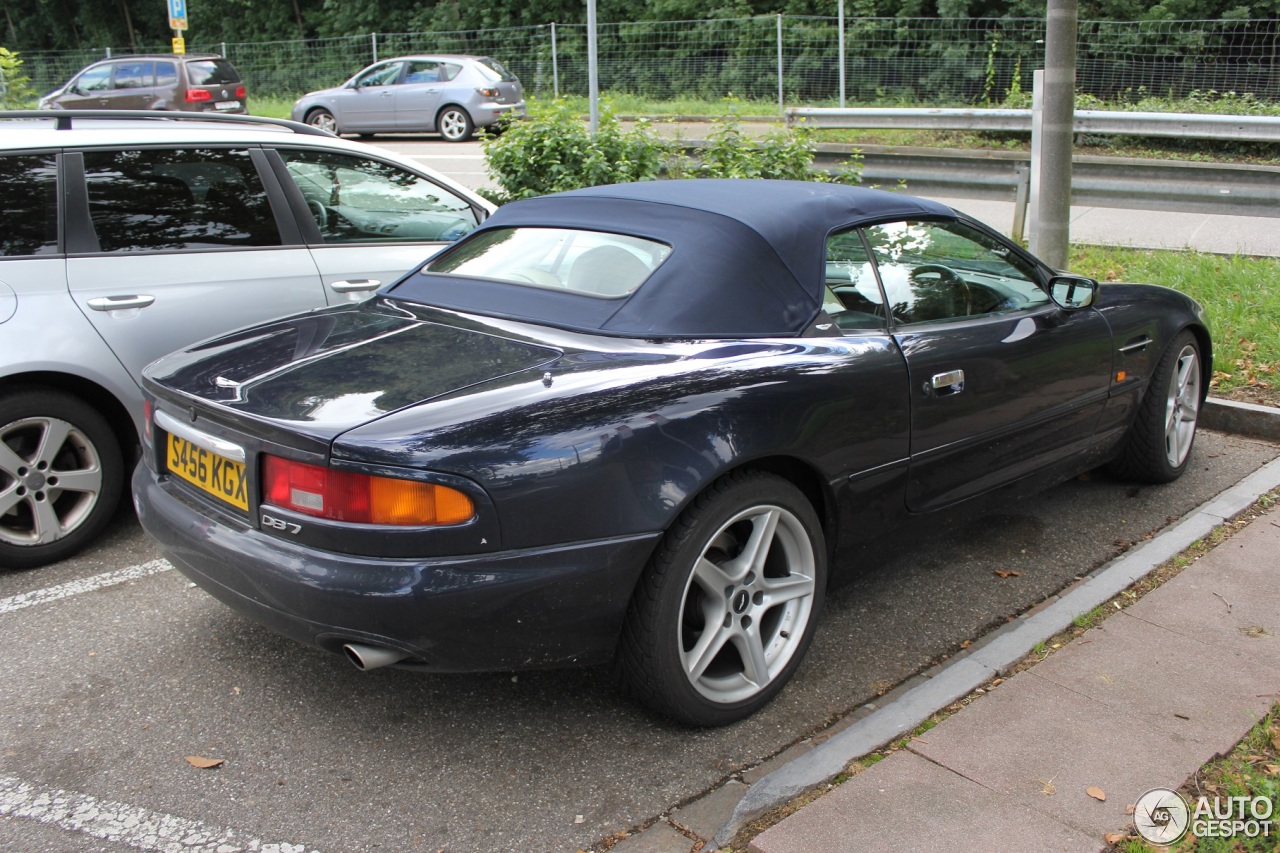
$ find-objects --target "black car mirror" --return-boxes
[1047,274,1098,309]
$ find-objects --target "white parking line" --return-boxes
[0,774,317,852]
[0,560,172,616]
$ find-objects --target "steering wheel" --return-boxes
[909,263,974,318]
[305,197,329,231]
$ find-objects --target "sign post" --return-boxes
[168,0,188,54]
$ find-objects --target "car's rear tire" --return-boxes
[305,108,338,135]
[0,388,123,569]
[1108,330,1203,484]
[437,106,474,142]
[615,470,826,726]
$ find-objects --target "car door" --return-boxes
[341,61,404,132]
[860,219,1114,513]
[269,147,483,300]
[64,146,327,381]
[393,60,445,129]
[105,60,155,110]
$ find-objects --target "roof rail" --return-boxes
[0,109,334,137]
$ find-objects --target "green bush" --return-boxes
[481,99,669,203]
[0,48,37,109]
[482,98,862,203]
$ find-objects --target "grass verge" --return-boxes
[1068,247,1280,406]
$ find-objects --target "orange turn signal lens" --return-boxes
[369,477,475,526]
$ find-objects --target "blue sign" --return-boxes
[168,0,188,30]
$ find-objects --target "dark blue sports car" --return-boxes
[134,180,1208,725]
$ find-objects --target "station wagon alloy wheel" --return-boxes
[305,108,337,134]
[0,390,123,569]
[437,106,474,142]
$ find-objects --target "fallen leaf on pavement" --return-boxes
[1039,778,1056,796]
[994,570,1021,578]
[1104,832,1127,844]
[1087,786,1107,801]
[1125,804,1136,815]
[184,756,224,769]
[574,815,585,825]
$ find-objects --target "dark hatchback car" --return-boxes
[39,54,247,113]
[134,180,1209,726]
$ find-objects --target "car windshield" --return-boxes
[475,57,517,82]
[185,59,240,85]
[425,227,670,298]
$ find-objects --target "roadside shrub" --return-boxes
[481,99,669,204]
[0,48,36,109]
[482,97,862,203]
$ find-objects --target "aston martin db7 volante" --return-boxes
[134,180,1208,725]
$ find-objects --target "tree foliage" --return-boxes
[4,0,1277,52]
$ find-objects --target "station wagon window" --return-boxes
[82,148,281,252]
[185,59,240,86]
[112,61,153,89]
[864,220,1049,325]
[0,154,58,257]
[426,228,671,298]
[74,65,112,93]
[155,61,178,86]
[278,149,478,244]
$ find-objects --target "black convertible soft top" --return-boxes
[387,179,956,338]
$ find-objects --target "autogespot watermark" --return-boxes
[1133,788,1275,845]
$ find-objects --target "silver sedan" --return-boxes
[292,55,526,142]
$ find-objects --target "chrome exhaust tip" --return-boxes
[342,642,409,671]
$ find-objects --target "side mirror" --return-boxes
[1047,274,1098,310]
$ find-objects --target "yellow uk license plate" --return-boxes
[166,433,248,511]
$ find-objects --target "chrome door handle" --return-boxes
[87,295,156,311]
[931,369,965,395]
[330,279,382,293]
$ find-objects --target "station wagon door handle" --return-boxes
[87,295,156,311]
[930,369,965,395]
[330,279,382,293]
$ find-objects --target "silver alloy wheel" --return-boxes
[307,109,337,134]
[677,503,817,704]
[1164,343,1201,468]
[0,416,104,547]
[438,108,472,141]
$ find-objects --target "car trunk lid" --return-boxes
[144,304,561,444]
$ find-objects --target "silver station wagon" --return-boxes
[0,110,492,569]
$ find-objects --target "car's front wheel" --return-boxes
[436,106,474,142]
[615,470,826,726]
[305,108,338,135]
[0,388,124,569]
[1109,329,1203,483]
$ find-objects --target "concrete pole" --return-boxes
[838,0,846,108]
[1037,0,1077,270]
[587,0,599,133]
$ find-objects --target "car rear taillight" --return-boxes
[262,455,474,526]
[185,88,212,102]
[477,87,499,98]
[235,85,247,98]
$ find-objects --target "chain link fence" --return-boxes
[14,16,1280,107]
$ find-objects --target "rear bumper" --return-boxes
[475,100,526,126]
[133,464,657,672]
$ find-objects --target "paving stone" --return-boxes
[909,672,1214,840]
[1125,509,1280,670]
[751,749,1101,853]
[1031,611,1276,754]
[670,780,748,841]
[610,821,696,853]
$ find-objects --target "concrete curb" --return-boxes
[1201,397,1280,443]
[707,451,1280,849]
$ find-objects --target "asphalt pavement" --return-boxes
[0,136,1277,853]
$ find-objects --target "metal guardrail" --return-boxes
[787,108,1280,143]
[816,146,1280,220]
